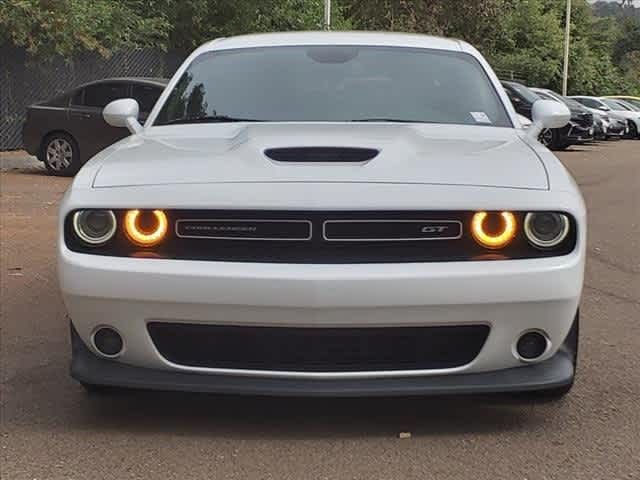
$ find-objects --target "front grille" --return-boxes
[147,323,490,372]
[65,210,579,262]
[575,113,593,128]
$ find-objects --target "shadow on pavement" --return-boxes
[61,386,555,439]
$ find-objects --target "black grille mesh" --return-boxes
[148,323,491,372]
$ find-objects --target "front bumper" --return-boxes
[61,240,584,385]
[70,324,575,396]
[566,123,594,143]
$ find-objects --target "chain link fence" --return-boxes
[0,46,187,151]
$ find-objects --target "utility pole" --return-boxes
[562,0,572,96]
[324,0,331,30]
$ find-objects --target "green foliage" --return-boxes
[149,0,350,52]
[1,0,638,95]
[0,0,170,57]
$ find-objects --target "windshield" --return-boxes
[602,99,631,111]
[505,82,540,104]
[620,98,640,109]
[534,91,557,102]
[616,100,640,112]
[155,46,511,127]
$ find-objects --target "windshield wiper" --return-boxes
[161,115,264,125]
[349,118,429,123]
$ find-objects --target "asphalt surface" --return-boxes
[1,141,639,480]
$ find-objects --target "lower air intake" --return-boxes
[148,323,490,372]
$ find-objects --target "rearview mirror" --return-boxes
[103,98,143,134]
[526,99,570,141]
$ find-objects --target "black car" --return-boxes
[501,81,579,150]
[531,88,594,147]
[22,77,168,176]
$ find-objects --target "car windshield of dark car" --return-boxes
[506,82,540,104]
[154,46,511,127]
[535,91,558,102]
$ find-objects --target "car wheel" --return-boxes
[538,129,554,148]
[628,121,639,139]
[528,311,579,401]
[41,133,81,176]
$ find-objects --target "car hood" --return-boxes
[92,123,548,190]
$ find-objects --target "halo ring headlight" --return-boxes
[124,209,168,247]
[471,211,517,249]
[72,210,117,246]
[524,212,570,249]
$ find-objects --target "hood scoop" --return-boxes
[264,147,379,163]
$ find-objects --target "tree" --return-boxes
[0,0,170,57]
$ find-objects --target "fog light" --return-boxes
[516,331,548,361]
[471,211,517,249]
[73,210,116,245]
[124,209,168,247]
[93,327,123,357]
[524,212,569,249]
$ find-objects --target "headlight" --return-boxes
[72,210,117,245]
[524,212,570,249]
[471,211,517,249]
[124,209,168,247]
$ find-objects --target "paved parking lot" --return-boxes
[1,141,639,480]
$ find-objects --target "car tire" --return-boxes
[538,129,554,148]
[539,129,570,151]
[40,132,81,177]
[628,121,639,139]
[527,311,579,401]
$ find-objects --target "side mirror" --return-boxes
[103,98,143,134]
[526,99,570,141]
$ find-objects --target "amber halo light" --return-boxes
[124,209,168,247]
[471,211,517,249]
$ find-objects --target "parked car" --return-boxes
[60,32,584,400]
[603,95,640,110]
[564,96,627,140]
[571,96,640,139]
[22,77,169,176]
[611,98,640,113]
[530,88,595,145]
[501,81,571,150]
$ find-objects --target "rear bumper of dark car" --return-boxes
[70,324,575,397]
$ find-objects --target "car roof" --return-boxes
[75,77,169,90]
[200,31,466,53]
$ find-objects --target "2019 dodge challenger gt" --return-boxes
[59,32,585,399]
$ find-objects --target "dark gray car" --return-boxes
[22,77,168,176]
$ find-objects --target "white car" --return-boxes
[59,32,585,399]
[571,95,640,139]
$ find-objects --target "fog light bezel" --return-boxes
[524,212,570,249]
[72,209,117,246]
[91,326,125,358]
[513,329,551,363]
